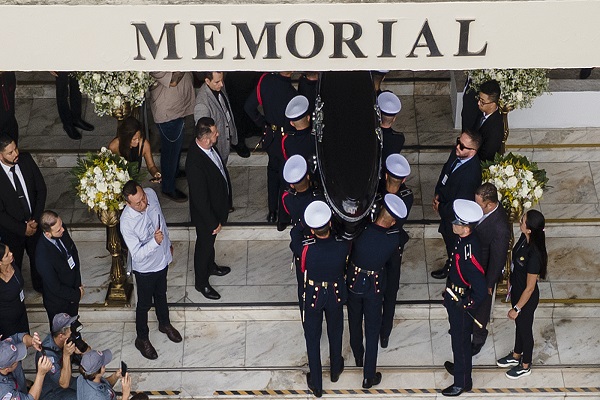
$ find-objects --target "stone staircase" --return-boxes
[12,70,600,398]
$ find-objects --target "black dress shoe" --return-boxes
[176,169,187,179]
[580,68,593,79]
[444,361,454,376]
[73,118,94,131]
[306,372,322,397]
[196,284,221,300]
[233,143,251,158]
[471,342,484,356]
[355,356,363,367]
[64,125,82,140]
[441,384,472,396]
[330,359,344,382]
[210,265,231,277]
[362,372,382,389]
[159,324,182,343]
[380,336,389,348]
[276,221,288,232]
[162,189,188,203]
[267,211,277,223]
[431,267,449,279]
[135,338,158,360]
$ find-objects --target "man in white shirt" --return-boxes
[120,181,182,360]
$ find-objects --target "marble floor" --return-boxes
[11,74,600,398]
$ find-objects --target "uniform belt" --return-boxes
[350,262,378,276]
[448,284,466,296]
[269,124,282,131]
[307,279,342,288]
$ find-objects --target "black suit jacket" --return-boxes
[476,109,503,162]
[35,226,82,311]
[435,150,482,235]
[186,141,231,232]
[0,152,47,244]
[475,204,510,288]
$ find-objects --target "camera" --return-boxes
[67,319,89,353]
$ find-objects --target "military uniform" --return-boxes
[0,334,30,400]
[76,376,115,400]
[295,234,350,394]
[347,222,403,381]
[380,184,413,344]
[281,126,316,164]
[381,126,405,162]
[444,233,486,391]
[35,334,77,400]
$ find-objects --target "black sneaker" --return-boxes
[506,364,531,379]
[496,352,520,367]
[162,189,188,203]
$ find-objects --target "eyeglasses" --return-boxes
[456,137,476,151]
[476,95,495,106]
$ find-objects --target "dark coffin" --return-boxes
[314,71,382,238]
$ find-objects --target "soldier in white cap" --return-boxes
[282,155,324,309]
[0,332,52,400]
[441,199,486,397]
[346,194,408,389]
[282,95,316,164]
[290,201,350,398]
[379,154,413,348]
[77,349,131,400]
[377,91,405,161]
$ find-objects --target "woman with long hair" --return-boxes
[108,116,161,182]
[496,209,548,379]
[0,242,29,338]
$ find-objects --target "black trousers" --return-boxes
[440,221,457,269]
[133,266,170,340]
[45,301,79,333]
[9,230,43,291]
[55,72,82,128]
[472,292,492,345]
[512,288,539,364]
[194,226,217,287]
[380,247,403,341]
[445,296,474,389]
[264,127,284,213]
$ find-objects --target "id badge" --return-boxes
[68,256,76,269]
[20,289,25,302]
[441,174,449,185]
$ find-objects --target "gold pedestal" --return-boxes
[497,209,520,303]
[98,209,133,306]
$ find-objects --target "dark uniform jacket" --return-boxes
[291,234,350,283]
[0,153,47,244]
[35,226,81,312]
[475,109,503,162]
[381,126,405,161]
[282,126,316,163]
[445,233,486,310]
[475,204,510,288]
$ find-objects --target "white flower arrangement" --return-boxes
[482,153,549,218]
[467,69,549,110]
[75,71,154,117]
[72,147,141,212]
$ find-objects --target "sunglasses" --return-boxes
[456,137,476,151]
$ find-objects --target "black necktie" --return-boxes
[448,158,459,175]
[477,114,486,129]
[10,166,31,221]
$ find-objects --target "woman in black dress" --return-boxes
[108,116,161,181]
[0,242,29,337]
[496,209,548,379]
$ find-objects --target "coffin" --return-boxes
[313,71,382,239]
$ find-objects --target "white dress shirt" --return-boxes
[1,161,33,213]
[120,188,172,273]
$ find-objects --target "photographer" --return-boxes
[36,313,89,400]
[77,349,131,400]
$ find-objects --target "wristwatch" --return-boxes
[513,305,521,314]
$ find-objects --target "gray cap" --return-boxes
[285,95,310,121]
[378,91,401,116]
[52,313,78,333]
[385,154,411,179]
[383,193,408,220]
[0,339,27,369]
[452,199,483,226]
[304,201,332,229]
[283,155,308,184]
[81,349,113,374]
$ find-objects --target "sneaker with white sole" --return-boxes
[496,352,520,367]
[506,364,531,379]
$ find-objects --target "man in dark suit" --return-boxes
[471,183,510,355]
[0,134,46,292]
[431,129,482,280]
[186,117,232,300]
[0,72,19,144]
[36,210,83,328]
[472,80,503,162]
